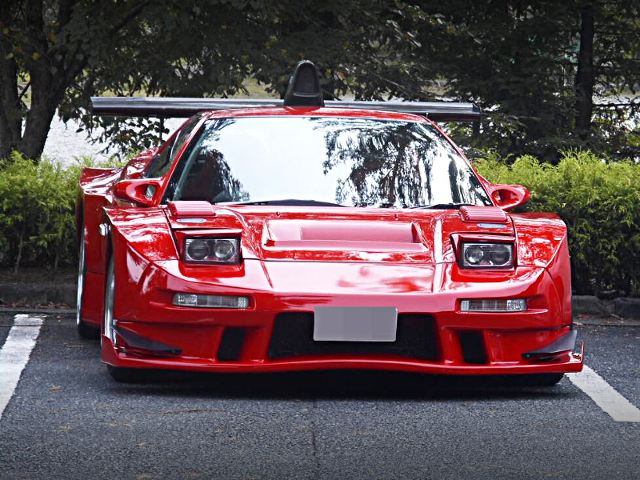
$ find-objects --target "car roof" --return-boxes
[202,107,430,123]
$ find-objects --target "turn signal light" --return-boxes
[460,299,527,312]
[173,293,250,309]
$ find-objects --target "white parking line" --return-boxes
[568,365,640,422]
[0,314,43,421]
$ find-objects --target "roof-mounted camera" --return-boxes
[283,60,324,108]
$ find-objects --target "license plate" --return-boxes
[313,307,398,342]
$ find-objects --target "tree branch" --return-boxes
[18,81,31,102]
[57,0,77,31]
[60,1,152,91]
[25,0,46,51]
[594,102,640,108]
[107,1,151,37]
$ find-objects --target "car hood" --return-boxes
[167,204,515,264]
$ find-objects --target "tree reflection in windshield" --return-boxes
[166,116,491,208]
[180,147,250,203]
[170,118,250,203]
[315,117,490,208]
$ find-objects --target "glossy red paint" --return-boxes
[77,106,583,376]
[119,147,157,180]
[113,178,161,207]
[485,183,532,211]
[459,206,508,223]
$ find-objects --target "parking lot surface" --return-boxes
[0,312,638,480]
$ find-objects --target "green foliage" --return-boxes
[0,153,122,274]
[2,1,639,161]
[1,150,638,296]
[1,0,420,158]
[368,2,640,161]
[475,151,640,295]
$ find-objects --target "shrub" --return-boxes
[0,153,122,274]
[1,150,638,296]
[475,150,640,296]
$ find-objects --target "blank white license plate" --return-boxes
[313,307,398,342]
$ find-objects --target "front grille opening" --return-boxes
[217,328,245,362]
[459,331,488,364]
[268,312,439,361]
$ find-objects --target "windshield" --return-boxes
[164,116,491,208]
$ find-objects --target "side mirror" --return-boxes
[486,184,530,211]
[113,179,161,207]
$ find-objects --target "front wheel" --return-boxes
[103,254,116,346]
[77,223,99,340]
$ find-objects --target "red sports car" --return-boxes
[77,61,583,384]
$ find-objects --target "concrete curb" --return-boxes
[574,317,640,327]
[1,283,639,321]
[573,295,640,320]
[0,283,76,308]
[612,297,640,320]
[0,307,77,315]
[572,295,613,316]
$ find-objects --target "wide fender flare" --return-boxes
[512,213,572,324]
[103,206,178,321]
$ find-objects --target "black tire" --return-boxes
[513,373,564,387]
[107,365,148,383]
[77,318,100,339]
[76,222,99,340]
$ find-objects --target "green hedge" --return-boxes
[475,150,640,296]
[1,150,639,295]
[0,153,121,274]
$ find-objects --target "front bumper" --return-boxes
[102,257,584,375]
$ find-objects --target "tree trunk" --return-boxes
[575,5,595,139]
[0,1,23,159]
[54,246,60,272]
[19,101,58,160]
[0,0,149,162]
[13,224,26,275]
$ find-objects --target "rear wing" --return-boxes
[91,60,479,122]
[90,97,480,122]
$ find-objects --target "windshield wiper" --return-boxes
[409,203,474,210]
[227,199,345,207]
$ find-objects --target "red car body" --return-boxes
[77,106,584,379]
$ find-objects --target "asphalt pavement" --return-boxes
[0,312,639,480]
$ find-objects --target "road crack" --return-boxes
[161,408,227,415]
[309,397,320,478]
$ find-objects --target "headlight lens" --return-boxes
[212,239,237,262]
[460,242,513,268]
[184,238,240,264]
[186,239,209,260]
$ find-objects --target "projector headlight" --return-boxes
[184,237,240,264]
[460,242,513,268]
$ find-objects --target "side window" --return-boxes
[144,136,175,178]
[144,114,204,178]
